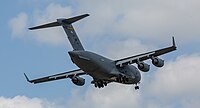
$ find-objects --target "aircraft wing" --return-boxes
[24,69,86,84]
[115,37,177,67]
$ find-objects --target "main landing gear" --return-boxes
[92,80,108,88]
[116,74,129,84]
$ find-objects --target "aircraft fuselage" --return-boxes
[68,50,141,85]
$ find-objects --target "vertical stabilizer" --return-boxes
[29,14,89,51]
[57,19,85,50]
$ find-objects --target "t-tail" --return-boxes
[29,14,89,51]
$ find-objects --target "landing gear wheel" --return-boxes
[135,86,139,90]
[103,82,107,86]
[94,82,97,88]
[117,75,128,83]
[122,76,129,83]
[93,80,107,88]
[96,81,104,88]
[121,76,124,83]
[117,74,123,83]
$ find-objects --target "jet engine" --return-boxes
[71,76,85,86]
[137,62,150,72]
[151,57,164,67]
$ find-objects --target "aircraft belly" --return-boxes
[69,51,123,80]
[93,68,114,79]
[124,78,140,84]
[72,59,109,79]
[81,61,113,79]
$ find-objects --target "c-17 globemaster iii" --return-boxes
[24,14,176,90]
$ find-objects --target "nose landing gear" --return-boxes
[135,85,139,90]
[134,83,140,90]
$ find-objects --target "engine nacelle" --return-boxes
[152,57,164,67]
[137,62,150,72]
[71,76,85,86]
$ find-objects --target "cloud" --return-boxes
[9,3,72,45]
[8,1,200,107]
[9,13,28,37]
[148,54,200,99]
[104,38,155,59]
[31,3,72,45]
[143,54,200,108]
[77,0,200,43]
[0,96,62,108]
[67,84,142,108]
[9,0,200,46]
[64,54,200,108]
[4,1,200,108]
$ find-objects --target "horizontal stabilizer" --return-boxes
[60,14,89,24]
[29,22,60,30]
[29,14,89,30]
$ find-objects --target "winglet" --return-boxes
[24,73,32,83]
[172,36,176,48]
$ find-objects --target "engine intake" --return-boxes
[151,57,164,67]
[71,76,85,86]
[137,62,150,72]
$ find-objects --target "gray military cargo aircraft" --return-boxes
[24,14,176,90]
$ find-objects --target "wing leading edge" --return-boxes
[24,69,86,84]
[115,37,177,67]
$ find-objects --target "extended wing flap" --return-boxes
[24,69,86,84]
[115,37,176,67]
